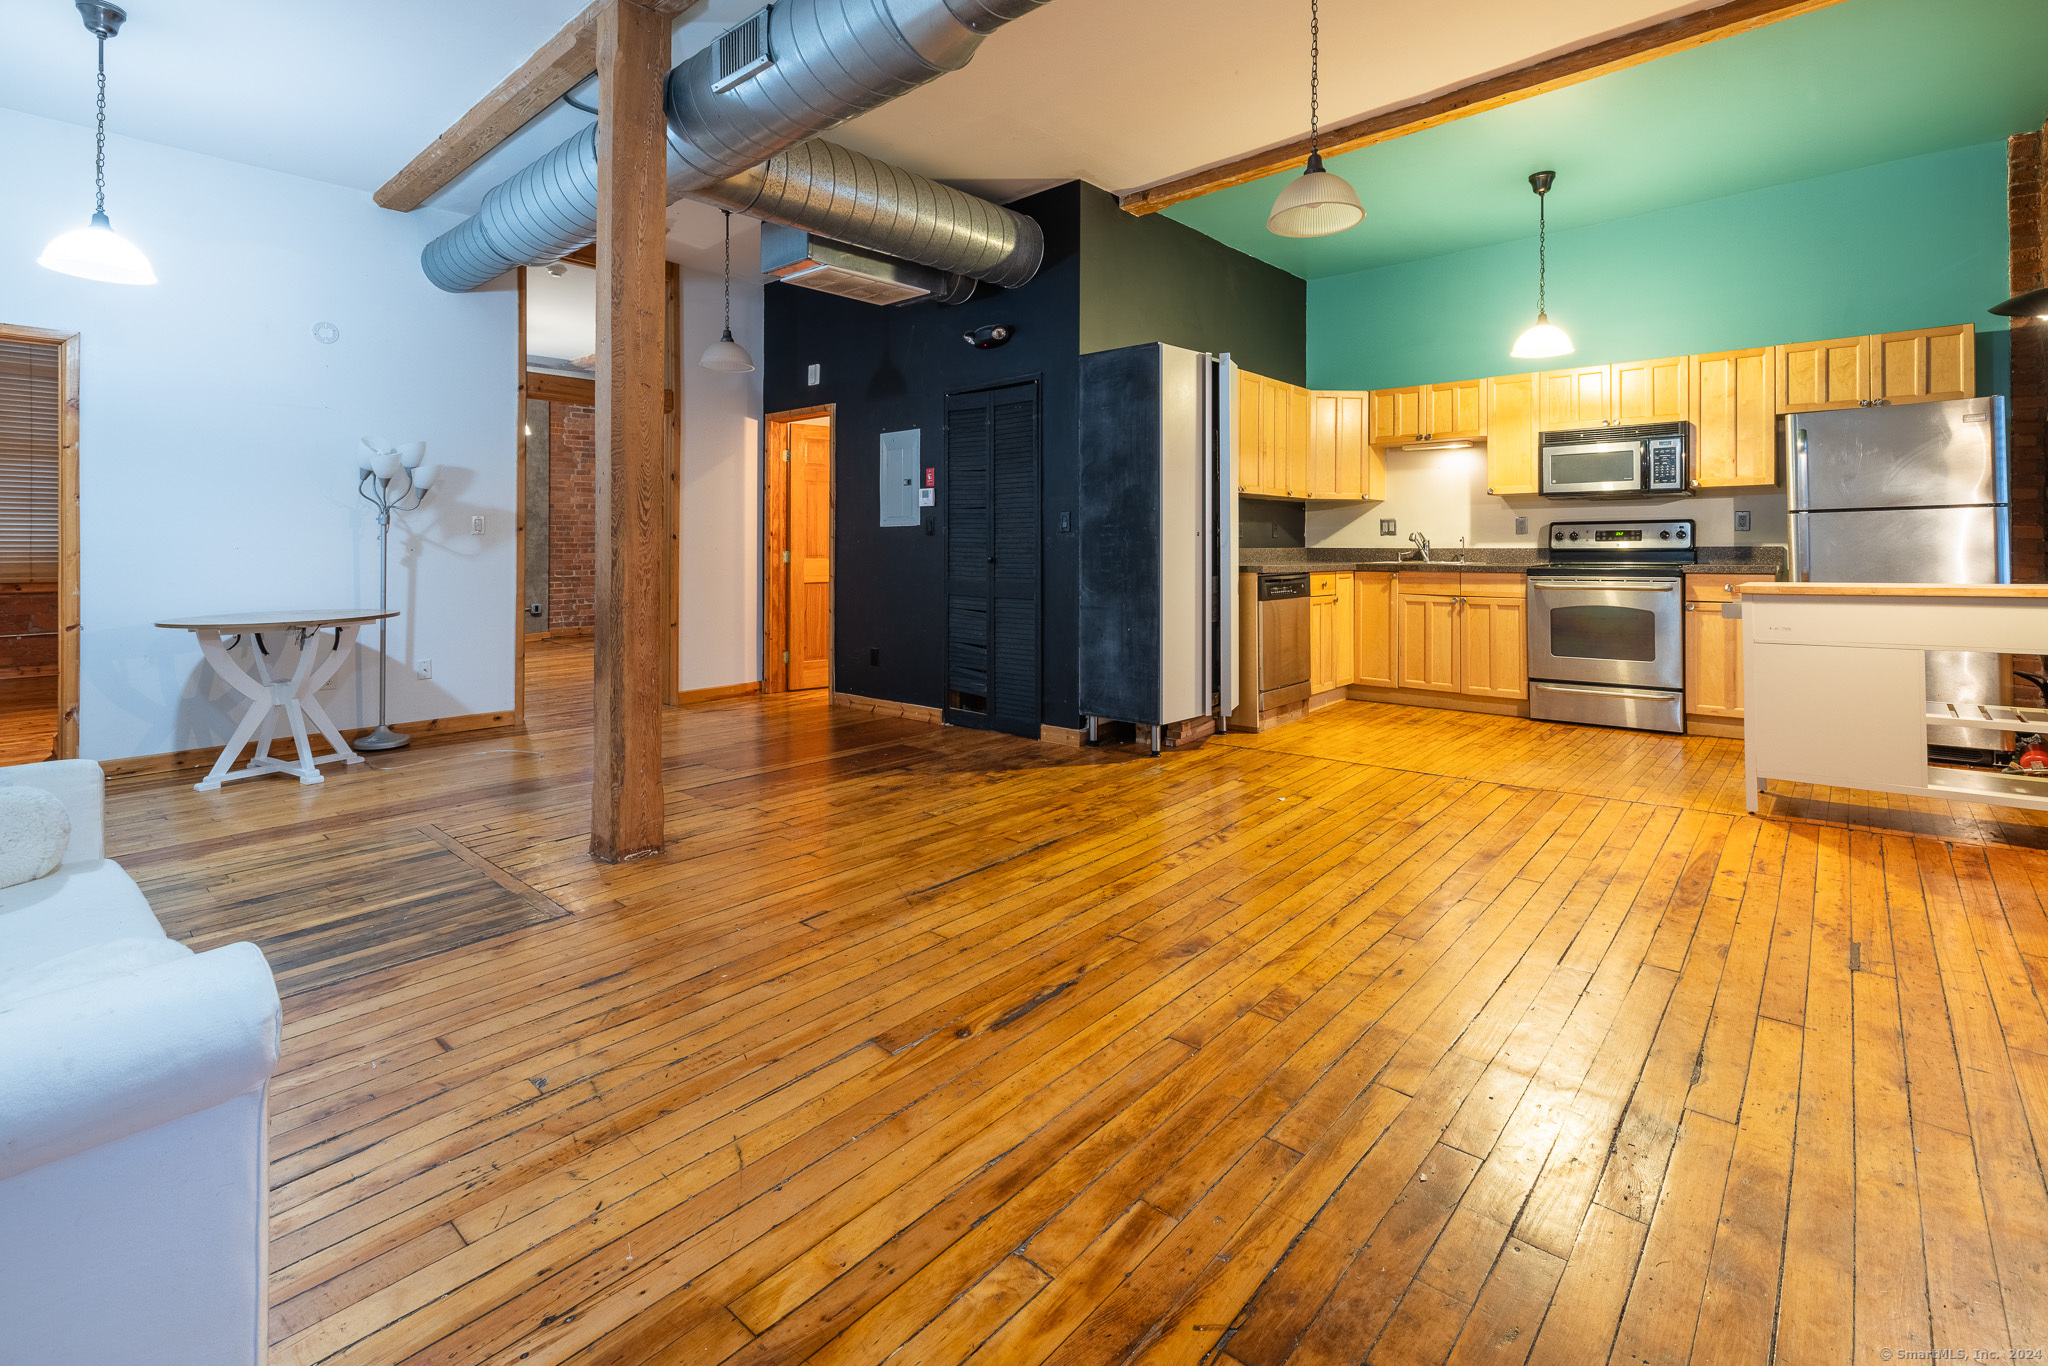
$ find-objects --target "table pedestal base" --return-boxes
[193,626,368,792]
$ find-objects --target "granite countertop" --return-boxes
[1238,545,1787,577]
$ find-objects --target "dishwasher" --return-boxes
[1257,573,1311,712]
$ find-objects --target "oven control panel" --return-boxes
[1548,518,1695,549]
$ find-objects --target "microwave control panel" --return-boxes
[1647,435,1686,491]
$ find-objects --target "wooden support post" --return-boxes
[590,0,669,862]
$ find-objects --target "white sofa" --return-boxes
[0,760,281,1366]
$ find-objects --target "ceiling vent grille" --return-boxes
[710,9,773,93]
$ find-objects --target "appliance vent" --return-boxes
[710,9,773,93]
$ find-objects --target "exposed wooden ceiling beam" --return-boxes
[1117,0,1849,216]
[374,0,701,214]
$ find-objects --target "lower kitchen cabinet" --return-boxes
[1396,574,1526,699]
[1354,572,1395,686]
[1684,576,1774,719]
[1395,577,1462,693]
[1308,573,1356,694]
[1458,595,1527,699]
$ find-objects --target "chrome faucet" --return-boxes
[1408,531,1431,563]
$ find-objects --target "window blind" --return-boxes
[0,340,60,584]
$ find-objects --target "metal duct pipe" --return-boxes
[688,139,1040,289]
[420,0,1051,294]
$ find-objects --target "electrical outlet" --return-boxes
[806,363,821,386]
[1735,510,1752,532]
[1379,518,1397,536]
[1514,516,1528,535]
[414,659,433,680]
[470,515,485,536]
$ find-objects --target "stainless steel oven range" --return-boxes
[1526,518,1695,734]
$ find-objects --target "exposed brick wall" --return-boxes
[2009,127,2045,588]
[0,588,57,676]
[548,403,597,630]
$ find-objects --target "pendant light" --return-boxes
[699,211,756,373]
[38,4,156,286]
[1510,171,1572,359]
[1990,286,2048,320]
[1266,0,1363,239]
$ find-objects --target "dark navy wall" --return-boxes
[763,183,1085,726]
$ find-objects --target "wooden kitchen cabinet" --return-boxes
[1872,324,1974,405]
[1611,356,1691,425]
[1332,572,1354,688]
[1424,379,1487,441]
[1683,575,1775,718]
[1777,334,1872,412]
[1309,390,1373,499]
[1354,572,1395,686]
[1371,386,1425,446]
[1538,364,1613,430]
[1235,370,1310,497]
[1458,596,1527,699]
[1286,384,1310,496]
[1397,589,1461,693]
[1394,573,1528,699]
[1692,347,1778,488]
[1309,573,1354,694]
[1485,371,1539,496]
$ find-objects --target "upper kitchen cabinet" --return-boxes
[1309,390,1382,500]
[1485,371,1539,496]
[1424,379,1488,442]
[1872,324,1974,405]
[1370,386,1425,446]
[1287,383,1311,497]
[1537,365,1613,430]
[1235,369,1309,498]
[1612,356,1690,426]
[1777,334,1872,412]
[1692,347,1778,488]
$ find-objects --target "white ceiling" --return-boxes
[0,0,1723,224]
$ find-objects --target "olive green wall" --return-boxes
[1079,183,1307,385]
[1307,141,2011,396]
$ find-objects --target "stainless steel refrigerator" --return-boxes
[1786,396,2009,747]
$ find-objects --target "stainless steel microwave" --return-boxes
[1538,422,1691,499]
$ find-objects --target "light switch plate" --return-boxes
[1735,510,1752,532]
[1379,518,1397,536]
[1514,516,1528,535]
[806,363,821,386]
[470,515,485,535]
[414,659,433,680]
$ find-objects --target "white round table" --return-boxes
[155,609,397,792]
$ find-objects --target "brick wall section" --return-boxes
[548,403,597,630]
[0,588,57,674]
[2009,128,2046,697]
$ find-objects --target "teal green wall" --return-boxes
[1308,141,2011,395]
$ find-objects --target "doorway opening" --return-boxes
[0,325,78,763]
[763,407,834,694]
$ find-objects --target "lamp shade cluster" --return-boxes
[359,437,437,495]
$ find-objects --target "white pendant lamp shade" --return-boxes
[39,212,156,284]
[38,7,155,285]
[1511,313,1574,359]
[1510,170,1571,359]
[1267,152,1365,239]
[701,209,756,373]
[700,331,756,372]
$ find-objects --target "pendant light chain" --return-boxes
[722,210,733,335]
[1536,189,1546,316]
[1307,0,1320,155]
[94,33,108,218]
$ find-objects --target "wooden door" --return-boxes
[788,424,833,690]
[1485,372,1539,495]
[1458,596,1527,699]
[1371,386,1424,445]
[1693,348,1778,488]
[1872,324,1974,405]
[1331,573,1355,687]
[944,383,1040,737]
[1309,593,1336,693]
[1611,356,1690,425]
[1354,572,1396,686]
[1424,379,1486,441]
[1778,335,1871,412]
[1286,384,1310,497]
[1397,593,1460,692]
[1538,365,1611,430]
[1235,369,1261,494]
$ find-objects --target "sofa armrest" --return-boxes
[0,942,280,1183]
[0,759,106,865]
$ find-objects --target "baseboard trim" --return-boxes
[830,690,942,725]
[1686,714,1745,739]
[675,681,760,706]
[99,710,517,778]
[1344,686,1530,718]
[1040,723,1087,748]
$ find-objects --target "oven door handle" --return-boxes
[1531,682,1681,701]
[1527,578,1677,591]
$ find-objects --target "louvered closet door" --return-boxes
[944,383,1040,737]
[0,340,60,584]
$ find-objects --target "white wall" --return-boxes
[1304,445,1790,553]
[677,265,763,691]
[0,107,517,761]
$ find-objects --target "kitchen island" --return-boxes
[1737,581,2048,813]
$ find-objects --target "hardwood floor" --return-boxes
[0,674,57,765]
[107,640,2048,1365]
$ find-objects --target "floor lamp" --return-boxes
[356,439,437,751]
